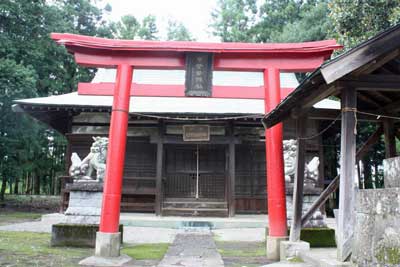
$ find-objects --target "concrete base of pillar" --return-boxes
[79,232,132,266]
[79,254,131,266]
[95,232,121,257]
[266,235,288,260]
[280,241,310,260]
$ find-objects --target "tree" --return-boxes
[138,15,159,40]
[0,0,113,198]
[113,14,159,40]
[255,0,331,43]
[167,20,195,41]
[113,15,141,39]
[210,0,258,42]
[329,0,400,50]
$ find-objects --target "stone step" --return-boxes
[162,207,229,217]
[163,201,228,209]
[299,249,354,267]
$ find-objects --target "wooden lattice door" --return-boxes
[164,144,226,200]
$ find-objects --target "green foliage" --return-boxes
[211,0,258,42]
[211,0,331,43]
[113,14,159,40]
[167,20,195,41]
[329,0,400,50]
[0,0,113,198]
[121,243,170,260]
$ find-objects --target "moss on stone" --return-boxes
[51,223,123,247]
[299,228,336,248]
[376,247,400,265]
[266,227,337,248]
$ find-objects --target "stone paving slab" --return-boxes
[157,232,224,267]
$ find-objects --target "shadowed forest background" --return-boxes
[1,0,400,201]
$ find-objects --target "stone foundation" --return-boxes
[352,188,400,266]
[51,224,123,247]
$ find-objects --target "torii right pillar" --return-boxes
[264,68,288,260]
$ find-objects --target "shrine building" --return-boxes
[13,34,341,259]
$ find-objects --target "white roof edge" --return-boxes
[15,92,340,116]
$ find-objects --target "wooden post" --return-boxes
[228,121,236,217]
[383,118,396,158]
[337,87,357,261]
[289,115,307,242]
[155,121,164,216]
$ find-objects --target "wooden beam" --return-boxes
[301,175,340,227]
[153,135,241,145]
[369,91,393,104]
[155,121,164,215]
[383,118,397,158]
[302,83,339,108]
[321,26,400,84]
[289,115,307,242]
[337,87,357,261]
[357,92,381,108]
[228,121,236,217]
[353,49,400,75]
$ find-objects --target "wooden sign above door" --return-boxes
[183,125,210,141]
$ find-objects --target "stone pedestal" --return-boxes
[286,184,326,228]
[266,235,288,260]
[64,181,103,224]
[280,240,310,260]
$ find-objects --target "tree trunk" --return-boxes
[0,176,7,202]
[25,172,31,194]
[363,158,372,189]
[14,175,19,194]
[34,173,40,195]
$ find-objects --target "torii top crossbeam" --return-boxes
[52,33,340,71]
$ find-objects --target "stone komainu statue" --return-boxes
[283,139,319,185]
[69,137,108,182]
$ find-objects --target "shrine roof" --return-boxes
[51,33,341,55]
[13,92,339,115]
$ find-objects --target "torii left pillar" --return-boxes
[88,64,133,265]
[264,68,288,260]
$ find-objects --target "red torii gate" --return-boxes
[51,33,340,262]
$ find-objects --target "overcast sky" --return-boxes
[102,0,220,42]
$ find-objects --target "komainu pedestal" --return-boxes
[64,181,103,224]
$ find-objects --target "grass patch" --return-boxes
[121,243,169,260]
[0,231,91,266]
[288,256,304,263]
[0,211,42,225]
[216,241,266,257]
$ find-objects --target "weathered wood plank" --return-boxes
[337,87,357,262]
[321,26,400,84]
[289,115,307,242]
